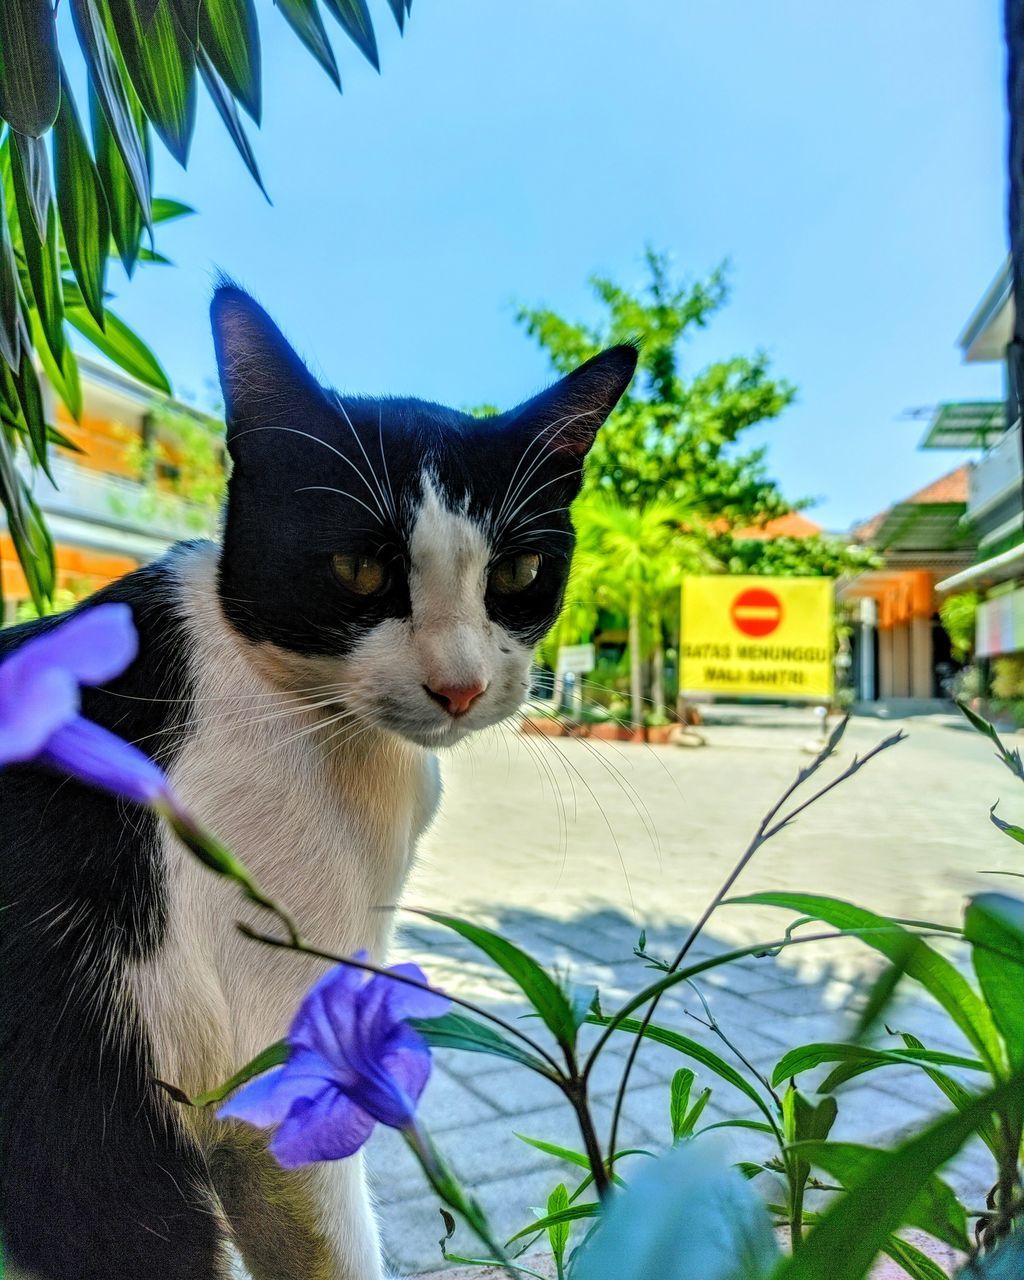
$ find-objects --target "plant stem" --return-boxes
[598,721,906,1160]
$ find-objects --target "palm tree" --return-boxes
[572,494,712,728]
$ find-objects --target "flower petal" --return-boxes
[380,1034,432,1111]
[217,1049,336,1128]
[39,716,171,805]
[269,1089,376,1167]
[0,665,77,764]
[2,603,138,690]
[290,956,368,1067]
[377,962,450,1023]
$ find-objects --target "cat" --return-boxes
[0,283,636,1280]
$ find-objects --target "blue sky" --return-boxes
[75,0,1006,531]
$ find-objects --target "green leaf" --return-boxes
[0,0,60,137]
[385,0,405,33]
[794,1140,968,1251]
[321,0,379,70]
[273,0,340,89]
[546,1184,570,1268]
[576,1142,780,1280]
[151,196,194,223]
[882,1235,953,1280]
[413,910,579,1049]
[965,893,1024,1071]
[679,1087,712,1139]
[506,1202,600,1245]
[11,128,51,243]
[11,137,65,368]
[53,74,110,328]
[198,0,261,122]
[91,86,147,277]
[771,1042,987,1090]
[12,346,48,472]
[196,48,267,198]
[189,1039,289,1107]
[989,806,1024,848]
[71,0,152,246]
[669,1068,694,1142]
[107,0,197,166]
[0,180,21,370]
[772,1072,1024,1280]
[63,285,170,392]
[893,1033,1000,1159]
[696,1118,776,1138]
[30,305,81,422]
[957,699,1024,780]
[729,893,1004,1074]
[411,1011,557,1076]
[586,1014,778,1128]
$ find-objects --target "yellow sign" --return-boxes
[680,576,833,699]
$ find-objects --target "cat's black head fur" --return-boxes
[212,284,637,660]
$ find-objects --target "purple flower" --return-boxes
[219,954,450,1166]
[0,603,170,805]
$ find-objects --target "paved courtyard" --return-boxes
[367,708,1022,1274]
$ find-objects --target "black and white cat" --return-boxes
[0,285,635,1280]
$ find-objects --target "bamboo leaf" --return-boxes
[385,0,405,33]
[196,49,267,199]
[63,283,170,392]
[11,128,51,243]
[11,136,65,368]
[321,0,379,70]
[72,0,153,244]
[107,0,197,166]
[151,196,194,223]
[54,73,110,328]
[0,0,61,137]
[32,308,82,422]
[0,179,21,370]
[198,0,261,123]
[273,0,341,88]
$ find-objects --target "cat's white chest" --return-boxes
[132,553,440,1092]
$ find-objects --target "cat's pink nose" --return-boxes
[424,681,487,717]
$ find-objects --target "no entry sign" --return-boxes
[730,587,783,638]
[680,575,833,700]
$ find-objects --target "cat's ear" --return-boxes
[506,344,638,459]
[211,282,331,457]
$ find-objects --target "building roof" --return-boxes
[852,465,972,552]
[732,512,822,540]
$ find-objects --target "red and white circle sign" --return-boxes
[730,587,783,638]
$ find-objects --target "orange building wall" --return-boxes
[1,534,138,604]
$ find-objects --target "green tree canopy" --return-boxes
[516,248,796,522]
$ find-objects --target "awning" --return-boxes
[935,544,1024,594]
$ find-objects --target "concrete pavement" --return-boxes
[366,709,1019,1274]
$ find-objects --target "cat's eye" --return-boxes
[489,552,541,595]
[331,553,388,596]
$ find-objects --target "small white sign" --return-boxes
[556,643,596,675]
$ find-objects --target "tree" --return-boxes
[516,248,797,522]
[561,493,712,727]
[0,0,411,610]
[520,250,875,719]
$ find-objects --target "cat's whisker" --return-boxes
[333,397,398,532]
